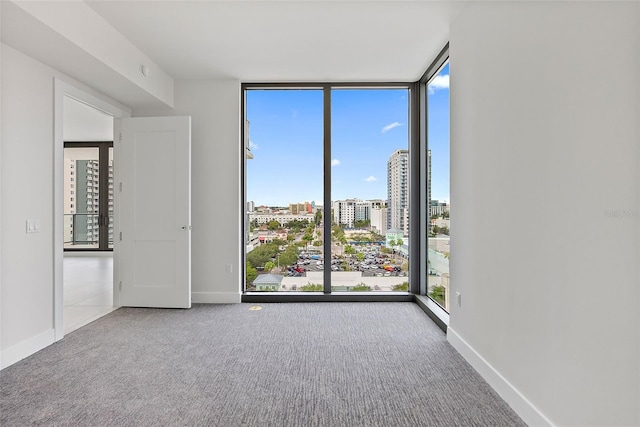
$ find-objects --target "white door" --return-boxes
[114,116,191,308]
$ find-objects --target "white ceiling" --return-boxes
[87,1,464,82]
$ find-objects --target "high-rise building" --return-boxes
[332,199,386,228]
[387,149,409,236]
[370,206,388,235]
[427,149,431,218]
[64,158,113,247]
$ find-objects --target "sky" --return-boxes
[246,63,450,207]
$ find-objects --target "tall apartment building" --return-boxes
[333,199,386,228]
[387,149,409,236]
[63,158,114,246]
[427,149,431,218]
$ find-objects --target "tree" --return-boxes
[356,252,365,262]
[429,286,446,306]
[246,261,258,284]
[278,246,299,267]
[300,283,323,292]
[352,283,372,291]
[246,243,279,268]
[344,245,356,255]
[267,220,280,230]
[264,261,275,273]
[392,282,409,291]
[354,219,370,229]
[271,239,286,247]
[315,210,323,226]
[287,234,294,242]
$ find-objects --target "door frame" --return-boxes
[53,79,131,341]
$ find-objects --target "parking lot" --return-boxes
[286,246,407,278]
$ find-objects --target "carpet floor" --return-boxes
[1,303,525,426]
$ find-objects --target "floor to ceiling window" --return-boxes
[331,88,409,292]
[64,142,114,251]
[244,89,324,292]
[424,51,450,311]
[243,84,411,295]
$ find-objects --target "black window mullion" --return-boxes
[98,142,111,250]
[323,86,332,294]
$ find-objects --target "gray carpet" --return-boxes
[1,303,525,426]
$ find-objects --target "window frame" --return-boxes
[241,82,416,302]
[416,43,451,329]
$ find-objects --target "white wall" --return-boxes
[448,2,639,426]
[1,43,57,363]
[63,97,113,141]
[0,43,128,368]
[134,80,242,303]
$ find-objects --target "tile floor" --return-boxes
[63,254,118,334]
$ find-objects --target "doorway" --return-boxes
[61,95,118,333]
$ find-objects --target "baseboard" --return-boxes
[191,292,241,304]
[0,328,55,370]
[63,251,113,257]
[447,327,554,427]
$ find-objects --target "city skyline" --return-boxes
[246,72,450,207]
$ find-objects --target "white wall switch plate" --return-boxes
[26,219,40,233]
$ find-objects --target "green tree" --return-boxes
[392,282,409,291]
[246,243,279,268]
[344,245,356,255]
[300,283,323,291]
[315,210,323,226]
[271,238,286,247]
[246,261,258,284]
[278,246,299,267]
[356,252,365,262]
[313,240,323,246]
[352,283,372,291]
[354,219,370,229]
[264,261,276,273]
[267,220,280,230]
[287,234,294,242]
[429,286,446,306]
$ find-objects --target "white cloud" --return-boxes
[365,176,377,182]
[249,140,259,150]
[428,74,449,94]
[381,122,402,134]
[331,159,341,167]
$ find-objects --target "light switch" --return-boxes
[26,219,40,233]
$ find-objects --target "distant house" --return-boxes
[385,228,404,249]
[253,274,284,291]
